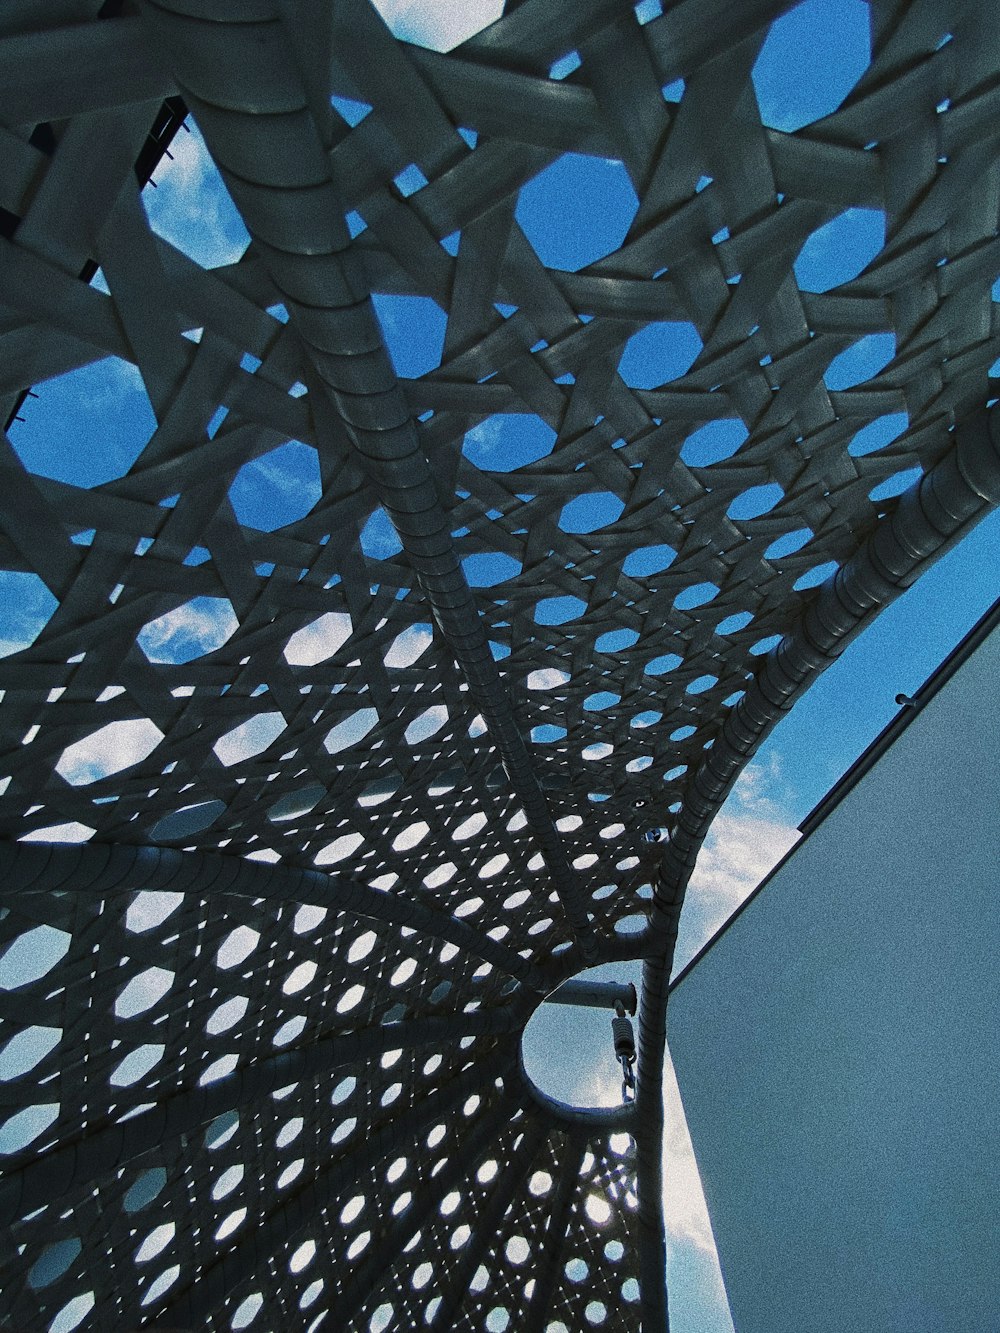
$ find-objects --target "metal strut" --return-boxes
[612,1000,637,1104]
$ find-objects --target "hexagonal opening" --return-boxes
[213,712,287,767]
[795,208,885,293]
[681,420,748,467]
[325,708,380,756]
[137,597,238,664]
[284,612,354,667]
[621,545,675,578]
[559,492,625,534]
[727,483,783,521]
[462,414,556,471]
[765,528,813,560]
[674,582,719,610]
[645,652,682,676]
[516,153,639,272]
[535,595,587,626]
[142,116,250,269]
[824,333,895,391]
[404,705,449,746]
[0,571,58,657]
[228,441,322,531]
[793,562,839,591]
[149,801,227,842]
[56,719,164,786]
[384,624,433,669]
[596,628,639,653]
[369,0,503,52]
[370,293,447,378]
[9,357,156,487]
[269,785,326,823]
[869,466,923,504]
[360,508,404,560]
[618,321,702,389]
[752,0,870,132]
[462,552,522,587]
[848,413,908,457]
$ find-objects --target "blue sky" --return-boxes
[2,1,996,1329]
[751,0,870,130]
[745,505,1000,825]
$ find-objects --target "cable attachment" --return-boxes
[612,1001,637,1103]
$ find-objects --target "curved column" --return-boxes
[0,840,545,988]
[633,404,1000,1328]
[651,407,1000,925]
[135,0,600,963]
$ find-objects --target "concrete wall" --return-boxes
[668,626,1000,1333]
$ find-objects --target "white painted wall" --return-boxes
[668,625,1000,1333]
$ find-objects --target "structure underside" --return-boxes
[1,1,999,1329]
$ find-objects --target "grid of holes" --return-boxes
[0,0,998,1327]
[0,888,513,1327]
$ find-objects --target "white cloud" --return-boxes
[384,624,433,669]
[143,118,250,269]
[0,572,57,658]
[673,756,800,974]
[569,1061,622,1110]
[462,414,503,458]
[56,718,164,786]
[360,507,403,560]
[213,711,287,767]
[662,1048,717,1251]
[392,820,430,853]
[527,667,571,690]
[255,448,309,497]
[324,707,380,755]
[126,891,183,934]
[0,636,34,658]
[284,612,353,667]
[477,852,509,879]
[371,0,503,51]
[404,704,449,746]
[662,1047,738,1331]
[0,621,49,659]
[582,741,614,761]
[114,965,175,1018]
[315,831,366,866]
[20,821,95,844]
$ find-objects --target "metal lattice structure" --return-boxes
[2,1,1000,1328]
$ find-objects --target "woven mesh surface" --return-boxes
[0,0,998,1328]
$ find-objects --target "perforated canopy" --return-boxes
[1,1,999,1329]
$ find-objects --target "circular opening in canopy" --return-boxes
[521,963,641,1110]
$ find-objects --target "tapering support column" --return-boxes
[134,0,600,963]
[634,403,1000,1331]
